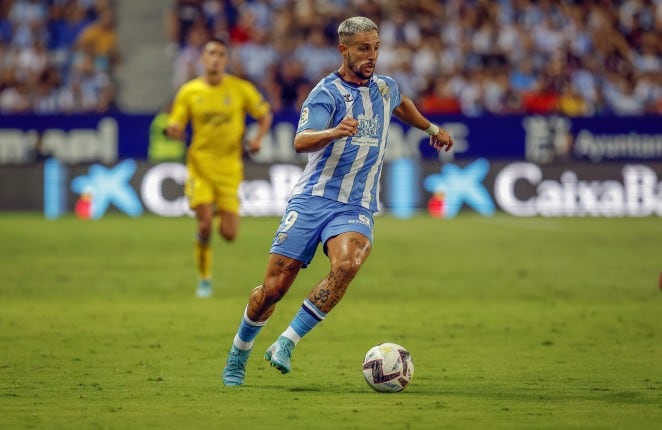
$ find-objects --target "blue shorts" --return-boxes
[270,195,374,267]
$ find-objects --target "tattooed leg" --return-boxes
[247,253,303,321]
[309,233,372,314]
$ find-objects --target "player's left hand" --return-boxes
[246,137,261,154]
[430,128,454,152]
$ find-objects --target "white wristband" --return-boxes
[425,123,439,136]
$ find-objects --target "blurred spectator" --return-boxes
[74,8,120,73]
[33,65,75,114]
[0,39,18,91]
[10,10,50,49]
[69,50,115,112]
[558,82,590,117]
[0,2,12,43]
[14,38,49,85]
[0,0,119,114]
[292,27,337,82]
[483,70,510,115]
[167,0,205,49]
[460,75,485,116]
[0,79,31,113]
[603,73,646,115]
[228,3,255,44]
[172,22,208,88]
[419,76,461,115]
[9,0,48,42]
[270,56,310,113]
[48,2,91,73]
[509,59,538,93]
[229,21,278,85]
[523,81,560,115]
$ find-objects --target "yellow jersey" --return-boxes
[168,75,270,181]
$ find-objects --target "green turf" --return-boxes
[0,213,660,429]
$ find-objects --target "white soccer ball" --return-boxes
[362,342,414,393]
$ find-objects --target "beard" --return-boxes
[348,56,374,81]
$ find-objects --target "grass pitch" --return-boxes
[0,213,660,429]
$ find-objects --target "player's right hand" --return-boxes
[165,124,184,140]
[334,118,359,137]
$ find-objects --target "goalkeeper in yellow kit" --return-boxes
[166,37,273,298]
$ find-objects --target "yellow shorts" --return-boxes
[185,166,241,214]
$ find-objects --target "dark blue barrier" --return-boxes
[1,112,661,165]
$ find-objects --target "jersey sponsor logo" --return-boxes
[357,113,380,136]
[351,137,379,147]
[202,112,231,126]
[351,113,380,147]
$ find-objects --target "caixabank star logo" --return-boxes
[423,158,495,218]
[70,160,143,219]
[44,159,143,219]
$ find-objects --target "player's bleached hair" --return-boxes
[337,16,379,43]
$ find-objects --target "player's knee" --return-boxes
[331,257,363,281]
[261,278,290,305]
[198,222,212,239]
[248,284,276,320]
[219,228,237,242]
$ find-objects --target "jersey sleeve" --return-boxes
[296,87,335,133]
[389,77,402,111]
[242,82,271,119]
[168,85,190,128]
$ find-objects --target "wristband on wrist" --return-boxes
[425,123,439,136]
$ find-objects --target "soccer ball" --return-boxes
[362,342,414,393]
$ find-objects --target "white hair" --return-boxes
[337,16,379,41]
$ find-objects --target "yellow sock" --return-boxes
[194,240,212,280]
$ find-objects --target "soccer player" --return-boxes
[166,37,273,298]
[222,17,453,386]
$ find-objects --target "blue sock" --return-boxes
[282,299,326,345]
[233,307,266,351]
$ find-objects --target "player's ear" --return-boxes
[338,43,348,55]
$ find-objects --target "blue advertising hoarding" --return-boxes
[1,113,661,165]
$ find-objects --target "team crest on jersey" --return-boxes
[274,232,288,245]
[298,107,309,127]
[377,82,390,101]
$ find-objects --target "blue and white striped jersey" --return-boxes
[290,72,402,212]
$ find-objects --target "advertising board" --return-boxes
[2,159,659,219]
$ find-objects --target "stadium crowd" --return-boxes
[1,0,660,116]
[0,0,118,114]
[169,0,662,116]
